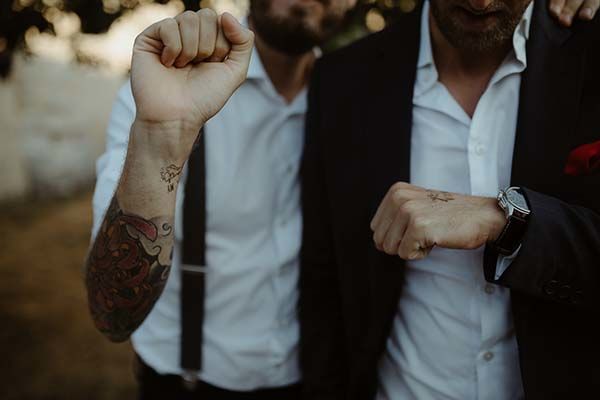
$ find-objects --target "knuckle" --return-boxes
[565,1,583,12]
[410,215,428,231]
[398,248,409,260]
[180,10,197,22]
[383,241,396,255]
[198,7,218,20]
[392,191,405,207]
[391,182,408,192]
[164,17,178,28]
[399,200,416,215]
[373,232,383,247]
[369,219,377,231]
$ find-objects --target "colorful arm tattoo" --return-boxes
[85,197,173,342]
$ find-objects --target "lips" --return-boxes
[458,6,502,19]
[454,5,503,28]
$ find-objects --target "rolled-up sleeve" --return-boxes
[91,80,136,239]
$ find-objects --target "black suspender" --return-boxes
[180,130,206,389]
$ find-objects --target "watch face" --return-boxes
[506,189,528,211]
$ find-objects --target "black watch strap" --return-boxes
[493,214,527,256]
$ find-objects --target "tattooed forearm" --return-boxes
[427,190,455,203]
[85,197,173,342]
[160,164,183,192]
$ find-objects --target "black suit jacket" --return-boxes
[299,2,600,399]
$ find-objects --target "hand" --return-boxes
[550,0,599,26]
[130,10,254,160]
[370,182,506,261]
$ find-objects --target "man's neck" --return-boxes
[252,31,315,104]
[429,12,512,117]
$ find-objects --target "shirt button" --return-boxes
[475,144,485,155]
[484,284,495,294]
[483,351,494,362]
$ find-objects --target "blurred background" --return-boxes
[0,0,415,398]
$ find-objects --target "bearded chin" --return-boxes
[429,0,525,53]
[251,13,321,55]
[249,1,340,56]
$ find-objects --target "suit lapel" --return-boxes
[511,1,587,193]
[363,6,422,352]
[365,20,421,217]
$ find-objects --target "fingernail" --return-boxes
[582,7,594,19]
[561,13,573,25]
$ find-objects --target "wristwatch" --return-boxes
[493,186,530,256]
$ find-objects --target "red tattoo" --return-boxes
[85,197,172,341]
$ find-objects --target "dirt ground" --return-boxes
[0,192,137,400]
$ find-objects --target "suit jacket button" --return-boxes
[543,280,559,295]
[558,284,572,300]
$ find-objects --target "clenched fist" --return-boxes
[370,182,507,261]
[130,10,254,161]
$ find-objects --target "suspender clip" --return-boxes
[181,369,199,391]
[181,264,208,274]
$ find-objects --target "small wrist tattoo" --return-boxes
[160,164,183,192]
[427,190,455,203]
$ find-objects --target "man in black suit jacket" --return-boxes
[299,0,600,398]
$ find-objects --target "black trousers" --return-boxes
[135,355,302,400]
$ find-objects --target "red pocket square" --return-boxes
[564,140,600,176]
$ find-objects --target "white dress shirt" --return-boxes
[92,47,306,390]
[377,2,532,399]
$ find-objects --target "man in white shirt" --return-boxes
[299,0,600,399]
[84,1,354,398]
[83,0,594,398]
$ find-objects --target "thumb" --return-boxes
[221,13,254,67]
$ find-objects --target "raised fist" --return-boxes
[130,9,254,157]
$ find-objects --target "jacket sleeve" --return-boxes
[299,61,347,400]
[483,25,600,309]
[484,185,600,309]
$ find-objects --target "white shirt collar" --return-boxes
[513,2,534,67]
[247,46,268,81]
[241,17,268,81]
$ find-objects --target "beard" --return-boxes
[249,0,346,55]
[430,0,531,53]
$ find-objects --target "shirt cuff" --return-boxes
[495,245,521,280]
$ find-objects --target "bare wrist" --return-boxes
[485,197,507,242]
[131,117,202,165]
